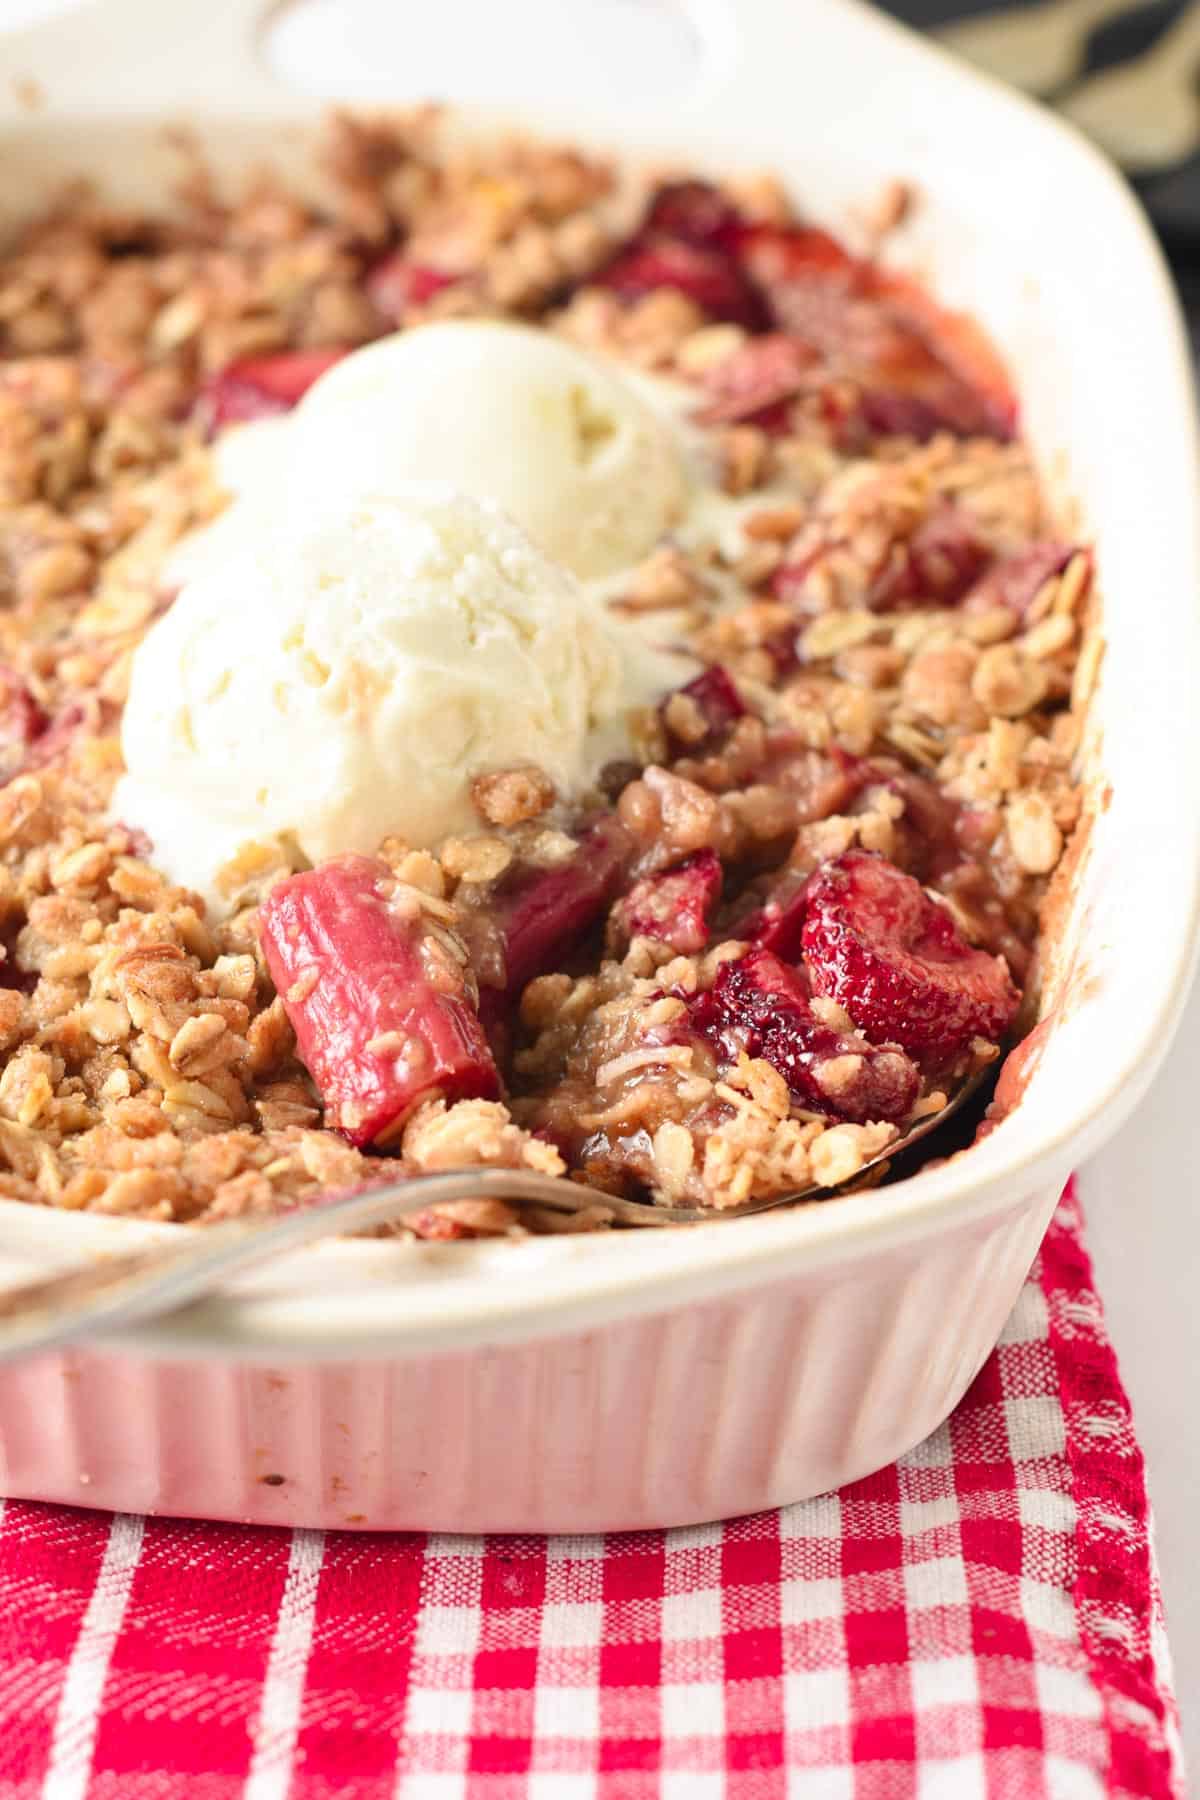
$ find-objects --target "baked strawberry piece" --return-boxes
[258,854,500,1149]
[598,237,768,330]
[801,849,1019,1070]
[738,224,1016,442]
[643,180,744,249]
[198,347,348,431]
[595,180,767,330]
[687,944,919,1123]
[731,878,811,963]
[610,850,723,956]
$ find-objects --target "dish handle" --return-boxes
[0,0,910,128]
[0,0,283,120]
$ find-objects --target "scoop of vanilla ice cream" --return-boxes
[117,484,685,904]
[286,321,690,579]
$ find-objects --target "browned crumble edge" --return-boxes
[0,111,1098,1237]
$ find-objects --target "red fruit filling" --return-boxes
[854,365,1013,445]
[964,542,1081,618]
[259,854,500,1149]
[611,850,723,955]
[733,879,811,962]
[0,667,48,784]
[22,701,87,777]
[869,503,992,610]
[687,944,919,1123]
[694,333,817,428]
[197,347,348,431]
[738,224,1014,442]
[365,252,457,323]
[644,180,744,249]
[598,237,768,330]
[776,503,990,615]
[869,272,1018,441]
[801,848,1019,1069]
[661,665,747,754]
[475,817,633,1032]
[739,222,862,292]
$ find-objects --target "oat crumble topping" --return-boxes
[0,117,1097,1235]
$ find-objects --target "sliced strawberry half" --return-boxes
[869,270,1018,441]
[687,943,919,1123]
[801,848,1019,1069]
[198,347,349,432]
[610,850,722,956]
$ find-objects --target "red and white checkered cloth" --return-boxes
[0,1183,1183,1799]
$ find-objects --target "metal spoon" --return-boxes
[0,1070,986,1362]
[936,0,1154,101]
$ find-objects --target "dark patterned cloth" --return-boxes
[886,0,1200,288]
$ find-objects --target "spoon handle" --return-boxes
[0,1060,990,1360]
[0,1169,599,1363]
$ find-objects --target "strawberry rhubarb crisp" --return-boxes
[0,117,1096,1234]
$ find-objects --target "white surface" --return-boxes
[1079,968,1200,1774]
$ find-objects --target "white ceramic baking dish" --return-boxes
[0,0,1196,1533]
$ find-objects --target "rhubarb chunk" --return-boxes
[258,854,499,1149]
[687,944,919,1123]
[478,817,633,1028]
[775,504,989,616]
[198,347,348,431]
